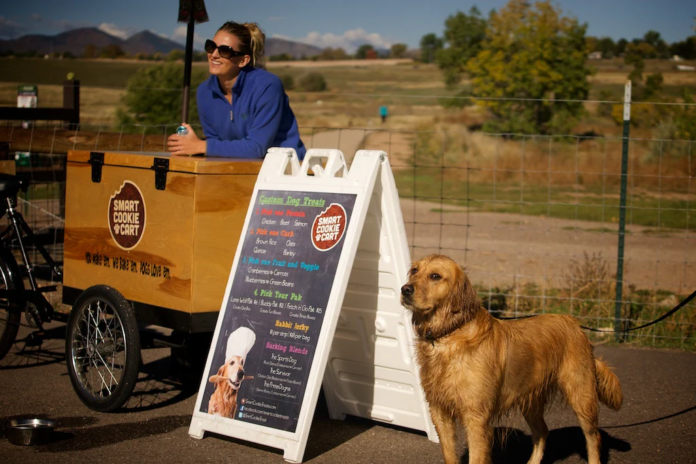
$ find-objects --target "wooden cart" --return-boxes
[62,150,261,411]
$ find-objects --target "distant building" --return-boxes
[588,51,602,60]
[366,49,378,60]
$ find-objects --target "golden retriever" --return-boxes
[208,355,254,419]
[401,254,623,464]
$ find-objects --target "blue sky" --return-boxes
[0,0,694,52]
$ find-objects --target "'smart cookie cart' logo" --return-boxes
[311,203,347,251]
[108,181,146,250]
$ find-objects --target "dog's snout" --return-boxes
[401,284,414,296]
[237,369,245,380]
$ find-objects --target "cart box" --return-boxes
[63,150,261,333]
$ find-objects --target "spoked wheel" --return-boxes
[66,285,140,412]
[0,248,23,360]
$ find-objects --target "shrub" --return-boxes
[596,90,616,118]
[298,72,327,92]
[117,63,207,130]
[279,74,295,91]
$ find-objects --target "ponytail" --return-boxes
[243,22,265,68]
[218,21,266,68]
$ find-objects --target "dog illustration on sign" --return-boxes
[208,327,256,419]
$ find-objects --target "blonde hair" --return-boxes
[218,21,265,67]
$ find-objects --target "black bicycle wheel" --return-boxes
[0,247,23,360]
[66,285,141,412]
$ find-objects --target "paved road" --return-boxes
[1,319,695,464]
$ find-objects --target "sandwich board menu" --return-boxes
[190,149,382,462]
[198,189,356,431]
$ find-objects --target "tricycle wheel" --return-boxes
[0,248,24,360]
[66,285,140,412]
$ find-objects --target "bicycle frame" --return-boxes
[0,196,64,329]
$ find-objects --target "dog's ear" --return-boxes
[209,365,225,383]
[449,266,479,314]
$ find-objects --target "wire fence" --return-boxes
[0,119,694,349]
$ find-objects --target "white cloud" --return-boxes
[98,23,134,40]
[0,16,26,39]
[275,28,393,52]
[172,25,205,49]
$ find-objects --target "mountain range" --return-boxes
[0,27,323,58]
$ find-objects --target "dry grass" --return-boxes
[266,58,413,68]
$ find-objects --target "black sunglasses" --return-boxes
[204,39,246,59]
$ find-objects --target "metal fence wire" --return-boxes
[2,114,695,350]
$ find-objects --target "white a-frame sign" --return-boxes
[189,148,437,462]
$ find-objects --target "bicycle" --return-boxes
[0,173,64,359]
[0,172,141,412]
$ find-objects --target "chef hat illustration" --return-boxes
[225,327,256,363]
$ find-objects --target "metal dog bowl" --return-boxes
[5,418,56,446]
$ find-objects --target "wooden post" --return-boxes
[63,79,80,130]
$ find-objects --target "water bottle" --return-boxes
[176,125,188,136]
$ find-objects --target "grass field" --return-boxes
[2,56,695,129]
[396,175,691,230]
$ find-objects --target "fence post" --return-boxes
[63,79,80,130]
[614,81,631,341]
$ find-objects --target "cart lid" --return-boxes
[68,150,262,175]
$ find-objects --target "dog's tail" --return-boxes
[595,358,623,410]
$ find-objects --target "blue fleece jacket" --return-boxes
[196,67,306,159]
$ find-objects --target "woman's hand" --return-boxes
[167,123,207,156]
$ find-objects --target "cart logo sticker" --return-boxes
[108,181,146,250]
[311,203,347,251]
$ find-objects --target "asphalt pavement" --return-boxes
[1,319,695,464]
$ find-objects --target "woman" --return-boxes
[167,21,306,159]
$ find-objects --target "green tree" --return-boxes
[643,73,664,99]
[669,36,696,60]
[673,88,696,141]
[166,49,185,61]
[117,63,207,129]
[390,43,408,58]
[83,44,97,58]
[642,30,669,58]
[625,47,645,86]
[269,53,293,62]
[318,47,348,60]
[100,44,125,59]
[436,6,487,87]
[616,38,628,56]
[467,0,592,134]
[594,37,616,58]
[355,44,374,59]
[419,33,443,63]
